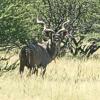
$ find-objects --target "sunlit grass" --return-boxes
[0,55,100,100]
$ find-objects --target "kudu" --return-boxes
[19,17,68,78]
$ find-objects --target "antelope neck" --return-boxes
[47,42,60,61]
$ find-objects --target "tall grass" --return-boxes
[0,56,100,100]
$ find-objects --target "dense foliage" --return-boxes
[0,0,100,58]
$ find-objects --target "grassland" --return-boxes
[0,50,100,100]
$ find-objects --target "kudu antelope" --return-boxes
[19,17,68,78]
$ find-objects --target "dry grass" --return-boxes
[0,56,100,100]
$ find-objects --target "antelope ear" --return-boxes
[43,32,53,41]
[44,32,51,37]
[43,35,49,41]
